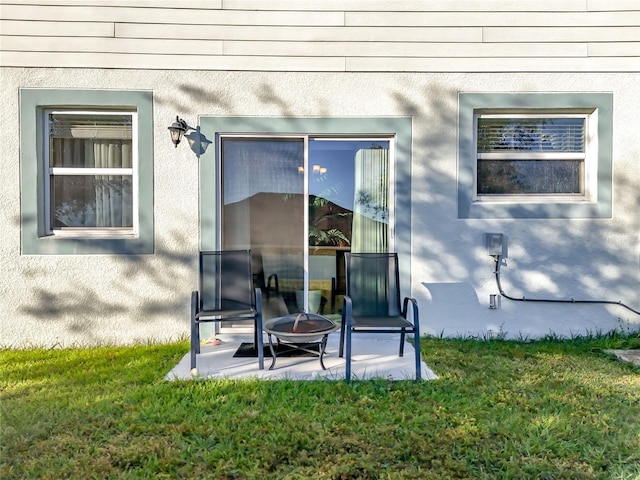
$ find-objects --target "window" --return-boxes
[458,93,613,219]
[20,89,153,254]
[475,113,591,198]
[45,111,137,235]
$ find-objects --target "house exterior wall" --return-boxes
[1,0,639,72]
[1,1,638,346]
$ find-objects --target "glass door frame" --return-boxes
[216,133,396,313]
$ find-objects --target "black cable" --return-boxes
[493,255,640,316]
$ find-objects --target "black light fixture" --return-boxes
[168,116,188,147]
[167,116,212,157]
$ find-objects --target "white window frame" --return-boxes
[473,110,598,204]
[44,109,139,237]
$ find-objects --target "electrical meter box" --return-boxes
[485,233,505,257]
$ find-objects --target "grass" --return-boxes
[1,333,639,480]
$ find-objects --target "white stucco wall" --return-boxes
[1,68,638,346]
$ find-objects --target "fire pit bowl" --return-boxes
[264,313,338,343]
[262,313,339,370]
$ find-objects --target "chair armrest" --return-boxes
[342,295,353,326]
[402,297,419,325]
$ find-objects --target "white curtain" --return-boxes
[93,140,132,227]
[54,138,131,228]
[351,148,389,253]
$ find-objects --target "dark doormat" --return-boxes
[233,342,320,358]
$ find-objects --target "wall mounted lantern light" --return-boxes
[168,116,212,157]
[168,116,189,147]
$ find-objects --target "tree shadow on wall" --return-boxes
[17,229,196,345]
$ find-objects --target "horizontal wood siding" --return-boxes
[1,1,638,72]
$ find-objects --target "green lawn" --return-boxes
[1,333,639,479]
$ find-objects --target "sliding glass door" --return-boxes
[221,136,392,318]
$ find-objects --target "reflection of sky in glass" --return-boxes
[309,140,389,210]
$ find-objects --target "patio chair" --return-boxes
[191,250,264,371]
[339,252,421,381]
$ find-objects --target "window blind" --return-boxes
[478,117,585,153]
[49,114,132,140]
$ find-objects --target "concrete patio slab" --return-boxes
[604,349,640,366]
[166,332,438,381]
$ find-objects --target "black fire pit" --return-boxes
[263,313,339,370]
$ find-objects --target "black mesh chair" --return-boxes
[191,250,264,371]
[339,252,421,381]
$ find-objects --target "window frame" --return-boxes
[20,89,154,255]
[44,109,139,237]
[458,93,613,219]
[473,110,596,203]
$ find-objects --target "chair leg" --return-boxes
[413,317,421,382]
[345,328,352,382]
[399,329,405,357]
[414,333,422,381]
[255,287,264,370]
[256,315,264,370]
[407,300,421,381]
[339,297,351,358]
[190,291,199,370]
